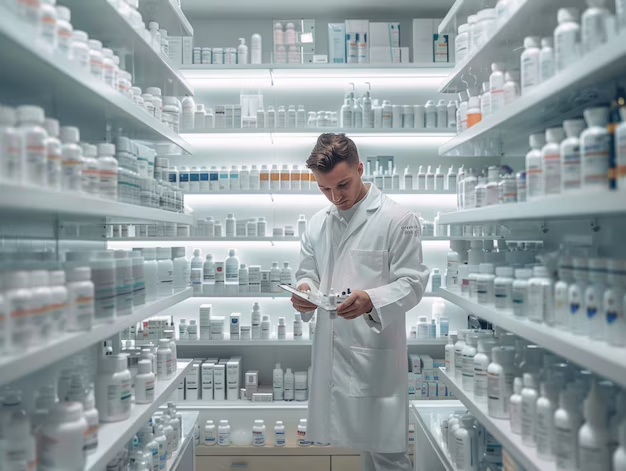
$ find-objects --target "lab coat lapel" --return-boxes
[336,184,382,252]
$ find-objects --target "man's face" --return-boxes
[314,161,364,211]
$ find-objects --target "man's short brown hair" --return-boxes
[306,133,360,173]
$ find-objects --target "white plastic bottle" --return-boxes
[581,0,610,54]
[42,118,62,191]
[526,132,547,199]
[274,421,286,447]
[253,420,266,446]
[60,126,83,192]
[17,105,48,187]
[55,5,73,57]
[521,36,541,94]
[142,248,159,302]
[503,71,521,105]
[509,377,523,434]
[270,261,281,292]
[284,368,295,401]
[476,263,496,304]
[251,33,262,64]
[65,267,94,331]
[455,414,476,471]
[135,359,155,404]
[218,420,231,446]
[561,118,587,192]
[445,333,457,375]
[521,372,539,447]
[570,257,590,334]
[614,418,626,471]
[542,126,566,195]
[154,422,168,466]
[579,381,611,471]
[489,63,505,114]
[487,345,516,419]
[40,402,88,471]
[204,420,216,446]
[581,106,610,191]
[237,37,248,64]
[293,313,303,339]
[473,337,497,403]
[527,265,554,324]
[555,8,581,72]
[494,266,514,310]
[96,354,132,422]
[539,37,554,83]
[585,257,608,340]
[273,363,284,400]
[297,419,311,446]
[535,379,560,461]
[156,247,174,296]
[157,338,173,380]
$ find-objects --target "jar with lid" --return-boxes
[456,24,469,62]
[475,8,497,50]
[494,266,515,310]
[88,39,104,81]
[527,266,554,324]
[41,402,88,470]
[512,268,533,317]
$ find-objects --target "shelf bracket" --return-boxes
[270,240,275,247]
[540,222,549,234]
[269,193,274,203]
[590,218,601,232]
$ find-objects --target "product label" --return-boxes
[509,400,522,433]
[90,54,103,79]
[562,141,582,190]
[554,425,578,470]
[586,287,601,320]
[494,282,512,309]
[582,134,610,187]
[218,431,230,446]
[252,430,265,446]
[521,397,536,444]
[57,27,73,55]
[527,157,543,198]
[522,56,539,91]
[275,431,286,446]
[578,444,610,471]
[85,423,99,451]
[512,284,527,317]
[204,431,216,445]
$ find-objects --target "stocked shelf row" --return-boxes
[0,289,192,387]
[439,289,626,388]
[174,338,449,347]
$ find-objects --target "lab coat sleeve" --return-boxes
[364,211,430,332]
[295,227,321,323]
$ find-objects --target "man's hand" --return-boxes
[336,290,373,320]
[291,283,317,313]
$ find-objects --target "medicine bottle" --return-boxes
[454,414,477,471]
[156,247,174,296]
[298,419,311,446]
[503,71,520,105]
[542,127,566,195]
[71,30,90,71]
[135,360,155,404]
[102,47,118,90]
[585,257,608,340]
[218,420,231,446]
[293,313,303,339]
[130,251,146,306]
[512,268,532,317]
[494,266,514,310]
[487,345,516,419]
[41,402,88,470]
[204,420,217,446]
[477,263,496,304]
[30,270,51,342]
[46,270,67,335]
[561,119,586,192]
[473,337,497,403]
[157,338,173,380]
[581,106,610,190]
[554,8,581,72]
[525,132,546,199]
[88,39,104,81]
[17,105,48,187]
[59,126,83,192]
[455,23,469,63]
[467,266,480,300]
[96,354,132,422]
[90,250,116,322]
[569,257,589,334]
[489,63,506,114]
[55,5,73,57]
[539,37,554,83]
[181,95,195,131]
[509,377,523,434]
[528,265,554,324]
[461,332,480,391]
[113,250,133,317]
[520,372,539,446]
[140,248,158,302]
[146,87,163,122]
[521,36,541,94]
[252,419,266,446]
[80,143,99,195]
[43,118,62,191]
[453,330,469,383]
[581,0,610,55]
[65,266,94,332]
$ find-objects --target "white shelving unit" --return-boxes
[192,292,443,299]
[437,191,626,225]
[62,0,193,96]
[0,184,193,224]
[181,190,456,195]
[0,7,193,153]
[138,0,194,36]
[439,367,556,471]
[183,63,454,71]
[183,129,455,136]
[438,0,483,35]
[0,289,192,387]
[175,338,447,347]
[167,412,199,471]
[439,289,626,388]
[85,361,194,471]
[179,400,309,410]
[439,29,626,156]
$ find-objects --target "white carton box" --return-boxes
[185,362,200,401]
[409,354,422,373]
[227,357,241,401]
[177,378,185,400]
[412,18,449,63]
[201,362,214,401]
[369,22,400,48]
[328,23,346,64]
[182,36,193,65]
[213,364,226,401]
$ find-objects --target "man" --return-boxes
[291,133,430,471]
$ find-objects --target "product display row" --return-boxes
[445,328,626,470]
[203,418,315,447]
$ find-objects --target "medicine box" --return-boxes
[201,362,214,401]
[252,392,274,402]
[412,19,449,63]
[227,357,242,401]
[213,364,226,401]
[328,23,346,64]
[369,22,400,48]
[182,36,194,65]
[408,354,422,373]
[185,362,200,401]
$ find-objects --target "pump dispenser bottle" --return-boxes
[579,380,611,470]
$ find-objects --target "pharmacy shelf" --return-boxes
[175,338,446,347]
[183,129,455,136]
[0,288,192,387]
[168,411,199,471]
[438,0,483,35]
[440,0,560,93]
[411,400,465,471]
[138,0,194,36]
[0,7,193,152]
[196,443,357,457]
[183,63,454,71]
[438,289,626,388]
[85,361,193,471]
[193,292,443,299]
[108,236,303,242]
[439,367,556,471]
[62,0,193,96]
[182,190,456,195]
[439,30,626,157]
[0,184,193,224]
[437,191,626,225]
[179,400,309,410]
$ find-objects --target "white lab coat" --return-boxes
[296,183,429,453]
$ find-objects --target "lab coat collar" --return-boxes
[325,182,382,218]
[326,183,382,251]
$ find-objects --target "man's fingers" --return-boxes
[337,294,356,313]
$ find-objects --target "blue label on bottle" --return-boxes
[570,303,580,314]
[607,311,618,324]
[190,173,199,182]
[200,173,209,181]
[168,173,177,183]
[587,307,597,319]
[179,173,189,182]
[209,173,218,181]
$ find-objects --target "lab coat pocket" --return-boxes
[349,249,389,290]
[349,346,398,398]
